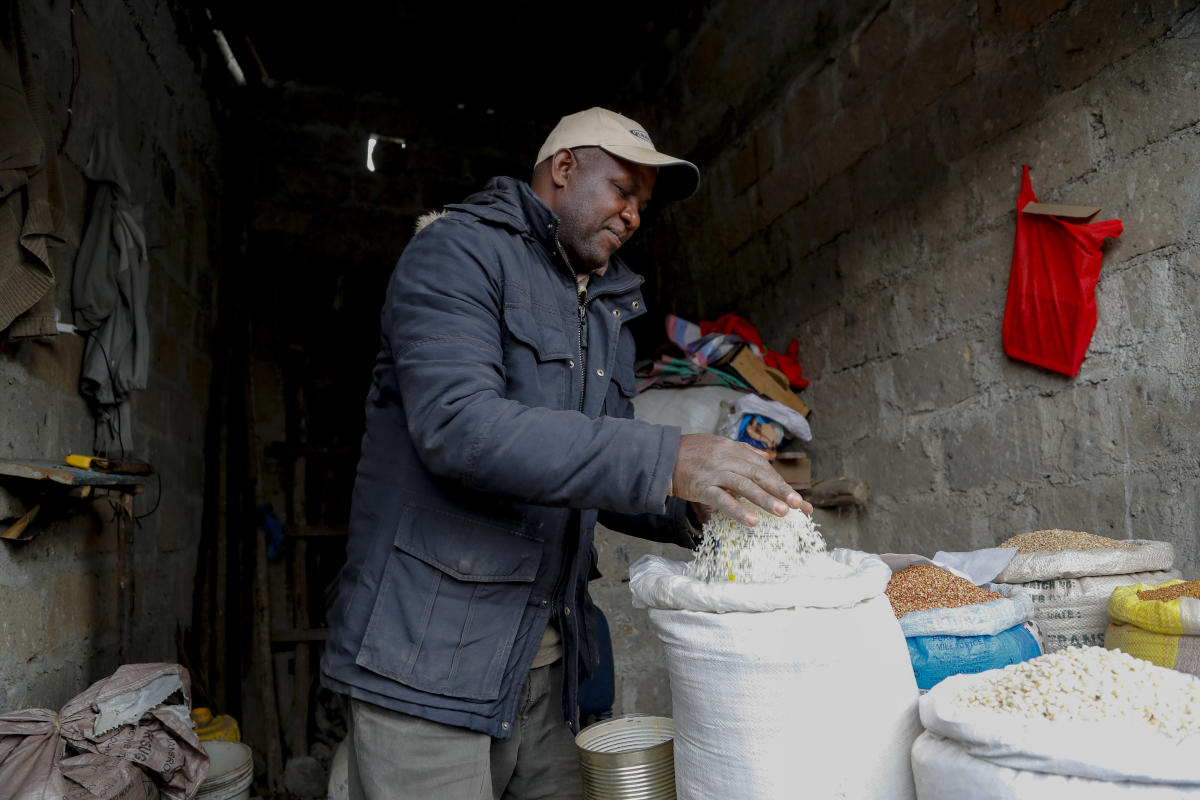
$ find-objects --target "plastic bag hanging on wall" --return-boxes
[1001,165,1123,376]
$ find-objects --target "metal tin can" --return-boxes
[575,715,676,800]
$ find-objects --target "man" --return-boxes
[322,107,810,799]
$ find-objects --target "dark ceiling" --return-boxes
[211,2,704,115]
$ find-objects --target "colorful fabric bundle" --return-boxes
[699,313,808,389]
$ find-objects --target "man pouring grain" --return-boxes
[321,107,810,800]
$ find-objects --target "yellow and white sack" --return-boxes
[1108,580,1200,635]
[1106,623,1200,677]
[1105,580,1200,676]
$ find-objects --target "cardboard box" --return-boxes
[727,346,811,418]
[772,454,811,489]
[1021,201,1101,221]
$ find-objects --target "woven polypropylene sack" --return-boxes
[1106,623,1200,677]
[917,670,1200,786]
[907,623,1042,691]
[899,585,1034,638]
[993,540,1174,584]
[631,385,748,434]
[912,731,1200,800]
[1108,581,1200,636]
[998,570,1181,653]
[632,549,920,800]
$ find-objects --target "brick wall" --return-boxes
[597,0,1200,718]
[0,0,223,710]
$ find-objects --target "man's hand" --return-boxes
[672,434,812,526]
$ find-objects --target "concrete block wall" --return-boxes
[0,0,223,710]
[596,0,1200,718]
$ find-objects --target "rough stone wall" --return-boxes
[0,0,222,710]
[595,0,1200,718]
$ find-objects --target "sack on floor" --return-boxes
[908,622,1042,691]
[999,570,1181,653]
[0,663,210,800]
[1106,622,1200,677]
[917,667,1200,787]
[912,731,1200,799]
[994,539,1174,584]
[899,584,1034,638]
[1108,580,1200,636]
[630,549,920,800]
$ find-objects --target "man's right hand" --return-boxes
[671,434,811,526]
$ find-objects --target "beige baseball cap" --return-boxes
[535,107,700,202]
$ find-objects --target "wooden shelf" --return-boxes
[0,459,148,488]
[0,459,149,541]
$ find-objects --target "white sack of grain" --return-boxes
[914,649,1200,791]
[631,385,748,434]
[897,583,1035,638]
[994,539,1175,584]
[630,548,920,800]
[999,570,1181,653]
[912,732,1200,799]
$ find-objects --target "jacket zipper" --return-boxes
[554,229,588,413]
[576,291,588,413]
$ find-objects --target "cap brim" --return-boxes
[600,144,701,202]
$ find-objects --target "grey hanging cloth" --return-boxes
[72,126,149,454]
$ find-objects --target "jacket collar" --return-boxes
[449,177,644,297]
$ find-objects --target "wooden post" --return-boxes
[254,516,284,791]
[245,319,283,792]
[115,492,135,663]
[287,366,312,760]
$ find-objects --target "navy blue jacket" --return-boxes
[321,176,695,738]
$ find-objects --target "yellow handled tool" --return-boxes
[65,454,154,475]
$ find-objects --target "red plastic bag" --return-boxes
[699,313,809,389]
[1002,165,1123,376]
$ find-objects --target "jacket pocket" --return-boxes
[355,504,541,702]
[504,298,574,361]
[502,297,575,410]
[602,366,639,419]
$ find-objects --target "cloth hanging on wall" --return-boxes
[72,126,149,454]
[0,3,69,335]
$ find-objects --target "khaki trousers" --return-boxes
[346,661,584,800]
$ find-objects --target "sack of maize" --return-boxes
[912,647,1200,798]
